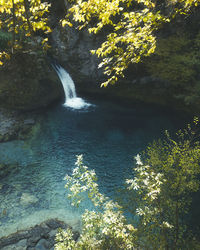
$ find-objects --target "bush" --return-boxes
[55,118,200,249]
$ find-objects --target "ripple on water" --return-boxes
[0,99,188,237]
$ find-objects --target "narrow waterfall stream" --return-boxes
[53,64,91,109]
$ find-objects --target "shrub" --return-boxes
[55,118,200,249]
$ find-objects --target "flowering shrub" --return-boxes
[125,118,200,248]
[55,118,200,249]
[55,155,136,250]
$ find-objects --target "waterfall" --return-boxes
[53,64,91,109]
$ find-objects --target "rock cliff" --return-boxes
[0,51,63,110]
[0,1,199,112]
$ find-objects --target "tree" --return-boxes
[1,0,199,86]
[64,0,200,86]
[0,0,51,64]
[126,118,200,248]
[55,118,200,249]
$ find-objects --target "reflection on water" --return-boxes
[0,99,188,237]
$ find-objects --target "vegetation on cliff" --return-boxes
[0,0,64,110]
[1,1,200,110]
[145,29,200,108]
[65,0,200,86]
[0,0,199,83]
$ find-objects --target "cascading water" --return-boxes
[53,64,91,109]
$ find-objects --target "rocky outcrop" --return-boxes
[0,51,63,111]
[51,24,104,85]
[0,109,38,142]
[0,219,79,250]
[0,3,199,112]
[49,5,200,113]
[49,0,105,85]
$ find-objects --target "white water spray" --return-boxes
[53,64,91,109]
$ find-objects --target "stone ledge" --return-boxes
[0,218,79,250]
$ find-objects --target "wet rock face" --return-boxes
[51,24,105,85]
[0,52,63,111]
[0,219,79,250]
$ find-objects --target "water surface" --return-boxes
[0,98,188,237]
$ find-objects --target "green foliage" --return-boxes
[126,117,200,248]
[0,31,12,50]
[146,32,200,106]
[0,0,51,64]
[55,155,136,250]
[64,0,200,86]
[56,118,200,249]
[56,228,76,250]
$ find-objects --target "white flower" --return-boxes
[75,154,83,166]
[126,179,139,190]
[135,154,143,165]
[163,221,174,228]
[143,178,149,186]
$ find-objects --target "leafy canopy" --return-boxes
[0,0,51,64]
[64,0,200,86]
[0,0,199,86]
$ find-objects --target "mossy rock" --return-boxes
[0,51,63,110]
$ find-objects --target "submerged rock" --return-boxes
[0,111,16,142]
[0,218,79,250]
[0,109,40,143]
[1,239,27,250]
[20,193,39,206]
[0,164,19,180]
[35,238,50,250]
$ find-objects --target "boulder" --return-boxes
[0,218,79,250]
[1,239,27,250]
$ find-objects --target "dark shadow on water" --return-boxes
[0,97,194,237]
